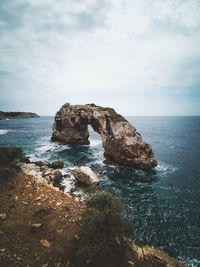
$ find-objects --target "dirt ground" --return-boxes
[0,172,84,267]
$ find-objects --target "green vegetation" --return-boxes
[69,191,132,267]
[0,147,25,181]
[106,108,127,123]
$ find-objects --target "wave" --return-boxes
[155,161,178,175]
[62,173,76,192]
[183,257,200,267]
[0,129,10,135]
[89,139,102,147]
[29,137,70,161]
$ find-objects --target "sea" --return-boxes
[0,116,200,266]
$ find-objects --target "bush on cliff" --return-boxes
[0,147,25,181]
[69,191,132,267]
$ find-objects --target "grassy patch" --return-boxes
[106,108,127,123]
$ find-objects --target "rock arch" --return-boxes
[52,103,157,168]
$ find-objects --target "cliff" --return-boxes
[0,167,186,267]
[0,147,186,266]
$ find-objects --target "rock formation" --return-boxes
[74,166,100,186]
[0,111,39,120]
[52,103,157,168]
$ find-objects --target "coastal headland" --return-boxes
[0,111,39,120]
[0,147,186,266]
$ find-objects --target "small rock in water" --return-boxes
[49,161,64,169]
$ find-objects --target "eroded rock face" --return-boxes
[52,103,157,168]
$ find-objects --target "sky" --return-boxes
[0,0,200,116]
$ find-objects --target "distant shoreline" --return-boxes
[0,111,39,120]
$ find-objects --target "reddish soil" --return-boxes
[0,172,84,267]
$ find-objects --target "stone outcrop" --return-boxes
[0,111,39,120]
[74,166,100,186]
[20,163,64,190]
[52,103,157,168]
[131,243,186,267]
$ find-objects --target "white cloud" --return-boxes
[0,0,200,115]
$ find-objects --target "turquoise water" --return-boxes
[0,116,200,266]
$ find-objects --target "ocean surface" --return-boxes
[0,116,200,266]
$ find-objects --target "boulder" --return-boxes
[51,103,157,168]
[74,166,100,186]
[49,170,63,186]
[49,160,64,169]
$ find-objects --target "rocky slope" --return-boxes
[0,111,39,120]
[0,167,186,267]
[52,103,157,168]
[0,148,186,266]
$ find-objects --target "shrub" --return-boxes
[69,191,132,267]
[0,146,25,181]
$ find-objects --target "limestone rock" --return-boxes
[20,163,64,188]
[52,103,157,168]
[74,166,100,186]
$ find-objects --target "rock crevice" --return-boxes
[52,103,157,168]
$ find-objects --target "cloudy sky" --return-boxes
[0,0,200,115]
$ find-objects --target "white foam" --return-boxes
[0,129,10,135]
[89,139,102,147]
[29,137,70,161]
[184,258,200,267]
[155,161,178,175]
[62,174,76,192]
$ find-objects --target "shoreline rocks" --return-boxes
[20,162,64,191]
[74,166,100,187]
[51,103,157,168]
[19,160,100,199]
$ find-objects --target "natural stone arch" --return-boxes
[52,103,157,168]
